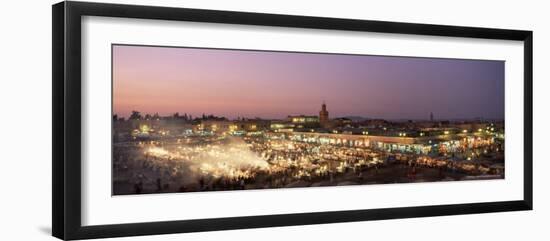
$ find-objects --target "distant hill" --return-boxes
[339,116,370,122]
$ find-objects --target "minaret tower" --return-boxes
[319,101,329,127]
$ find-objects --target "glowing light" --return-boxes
[139,124,150,134]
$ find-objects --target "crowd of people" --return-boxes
[112,132,504,195]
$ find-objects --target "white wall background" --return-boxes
[0,0,547,240]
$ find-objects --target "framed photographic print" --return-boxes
[52,1,533,240]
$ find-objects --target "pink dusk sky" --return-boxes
[113,44,504,120]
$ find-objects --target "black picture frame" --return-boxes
[52,1,533,240]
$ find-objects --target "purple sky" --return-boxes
[113,45,504,120]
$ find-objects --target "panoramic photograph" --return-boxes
[112,44,505,195]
